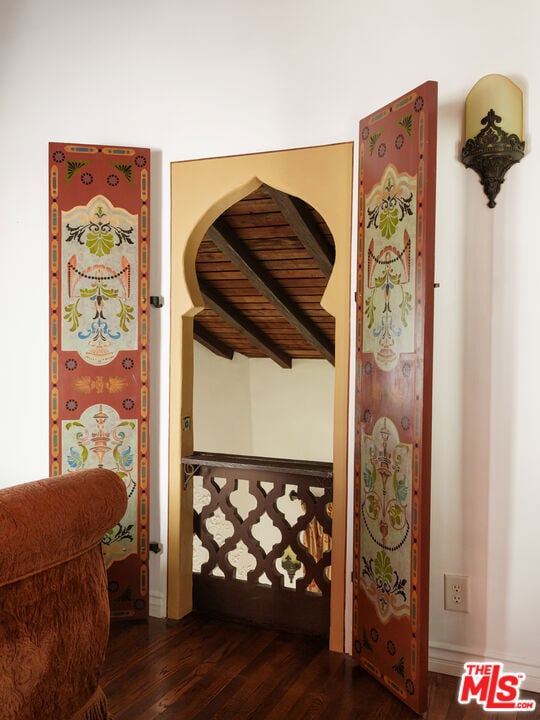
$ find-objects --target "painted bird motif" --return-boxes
[67,440,89,469]
[113,433,133,472]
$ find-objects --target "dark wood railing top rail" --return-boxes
[182,451,333,483]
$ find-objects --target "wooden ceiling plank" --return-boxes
[205,220,335,365]
[262,184,334,278]
[200,281,292,369]
[193,322,234,360]
[198,269,324,281]
[232,226,298,240]
[223,198,276,215]
[225,212,288,229]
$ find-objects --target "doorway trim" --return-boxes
[168,142,353,651]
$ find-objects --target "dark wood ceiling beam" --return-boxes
[199,282,292,369]
[262,184,334,278]
[205,220,335,365]
[193,322,234,360]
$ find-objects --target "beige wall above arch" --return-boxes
[169,142,353,651]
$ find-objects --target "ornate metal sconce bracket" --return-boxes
[461,109,525,208]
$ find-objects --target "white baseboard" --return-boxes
[149,590,166,618]
[429,641,540,693]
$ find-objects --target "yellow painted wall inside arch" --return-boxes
[169,142,353,651]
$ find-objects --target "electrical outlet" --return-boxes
[444,573,469,612]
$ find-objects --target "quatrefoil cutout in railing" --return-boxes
[250,511,282,554]
[205,507,234,547]
[227,540,257,581]
[229,478,257,521]
[277,545,304,589]
[192,533,209,573]
[193,475,211,514]
[275,484,305,527]
[299,516,331,563]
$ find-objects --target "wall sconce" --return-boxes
[461,74,525,208]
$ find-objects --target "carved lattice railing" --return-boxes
[183,452,333,635]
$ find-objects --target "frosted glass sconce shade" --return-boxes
[461,74,525,208]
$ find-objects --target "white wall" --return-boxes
[193,343,334,461]
[193,343,254,456]
[249,357,334,461]
[2,0,539,691]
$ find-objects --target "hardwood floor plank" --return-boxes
[105,617,242,718]
[105,619,294,719]
[102,616,540,720]
[157,626,279,719]
[189,633,320,720]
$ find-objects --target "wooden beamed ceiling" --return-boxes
[194,185,336,367]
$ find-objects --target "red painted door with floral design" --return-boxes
[49,143,150,619]
[352,82,437,714]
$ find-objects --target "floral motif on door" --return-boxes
[61,196,138,365]
[62,403,138,567]
[360,416,411,623]
[362,166,416,372]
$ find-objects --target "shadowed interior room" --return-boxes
[1,0,540,718]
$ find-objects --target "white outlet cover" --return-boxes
[444,573,469,612]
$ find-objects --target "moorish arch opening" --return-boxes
[168,143,353,651]
[189,183,336,635]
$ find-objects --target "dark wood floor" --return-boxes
[102,614,539,719]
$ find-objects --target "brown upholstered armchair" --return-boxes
[0,468,127,720]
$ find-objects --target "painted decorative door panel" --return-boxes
[49,143,150,619]
[352,82,437,714]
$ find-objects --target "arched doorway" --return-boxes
[168,142,353,651]
[190,184,336,634]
